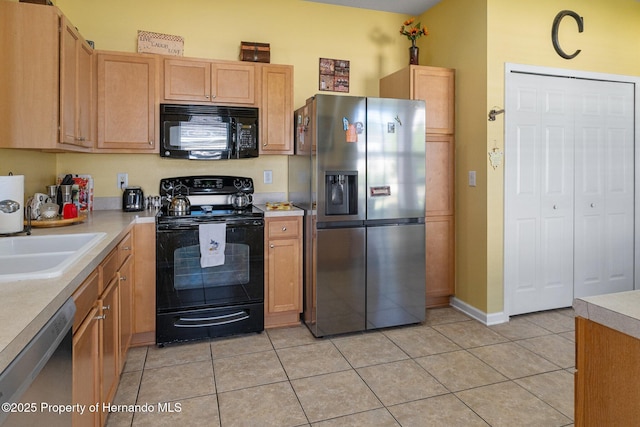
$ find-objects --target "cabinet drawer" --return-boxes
[267,218,300,239]
[100,248,118,293]
[118,232,133,267]
[72,270,100,332]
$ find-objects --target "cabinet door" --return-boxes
[267,238,301,313]
[412,67,455,134]
[0,2,59,149]
[59,17,93,148]
[163,58,211,102]
[425,216,454,307]
[260,64,293,154]
[132,222,156,345]
[211,62,255,104]
[100,277,120,413]
[72,306,100,427]
[118,255,133,369]
[426,135,454,216]
[97,53,157,151]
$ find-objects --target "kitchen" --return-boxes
[1,0,640,425]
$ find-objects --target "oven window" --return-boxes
[156,223,264,312]
[165,118,230,151]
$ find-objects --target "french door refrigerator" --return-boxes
[291,94,426,337]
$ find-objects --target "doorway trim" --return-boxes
[503,62,640,318]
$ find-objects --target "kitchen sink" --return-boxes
[0,232,106,282]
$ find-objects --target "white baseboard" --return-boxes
[450,297,509,325]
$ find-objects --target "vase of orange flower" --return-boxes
[400,18,428,65]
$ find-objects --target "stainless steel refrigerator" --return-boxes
[290,94,426,337]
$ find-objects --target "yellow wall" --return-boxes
[0,149,57,196]
[421,0,640,314]
[45,0,413,197]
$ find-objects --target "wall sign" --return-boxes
[319,58,350,92]
[551,10,583,59]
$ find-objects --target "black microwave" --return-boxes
[160,104,259,160]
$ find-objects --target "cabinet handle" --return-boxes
[211,94,217,99]
[270,244,274,248]
[282,226,287,231]
[149,140,153,145]
[553,205,557,210]
[205,95,210,99]
[122,246,131,251]
[103,304,111,311]
[590,203,596,208]
[95,315,106,320]
[120,275,127,282]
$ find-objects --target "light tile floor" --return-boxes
[106,307,576,427]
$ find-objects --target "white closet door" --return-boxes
[573,79,635,298]
[505,73,575,315]
[506,72,635,316]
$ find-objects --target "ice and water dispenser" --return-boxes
[325,171,357,215]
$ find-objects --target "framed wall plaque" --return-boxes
[319,58,350,92]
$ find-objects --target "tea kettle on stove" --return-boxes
[168,185,190,215]
[231,192,252,210]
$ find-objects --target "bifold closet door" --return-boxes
[573,79,635,298]
[505,73,634,316]
[505,73,576,316]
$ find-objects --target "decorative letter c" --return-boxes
[552,10,583,59]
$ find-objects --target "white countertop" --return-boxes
[0,210,156,373]
[255,204,304,217]
[573,290,640,340]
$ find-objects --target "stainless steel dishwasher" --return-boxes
[0,298,75,426]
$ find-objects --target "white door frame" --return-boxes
[503,63,640,318]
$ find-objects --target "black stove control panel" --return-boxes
[159,175,254,197]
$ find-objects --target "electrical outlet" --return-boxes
[263,170,273,184]
[117,173,128,190]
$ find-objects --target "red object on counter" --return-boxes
[62,202,78,219]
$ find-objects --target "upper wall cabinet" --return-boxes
[0,2,94,151]
[163,58,256,105]
[380,65,455,135]
[96,52,158,152]
[260,64,294,154]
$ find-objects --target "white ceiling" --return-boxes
[304,0,441,15]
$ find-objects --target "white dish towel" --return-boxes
[199,223,226,268]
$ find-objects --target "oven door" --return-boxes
[156,218,264,313]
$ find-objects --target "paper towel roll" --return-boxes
[0,175,25,234]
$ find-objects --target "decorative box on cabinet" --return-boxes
[0,1,93,151]
[163,57,256,105]
[264,215,303,328]
[380,65,456,307]
[96,52,158,152]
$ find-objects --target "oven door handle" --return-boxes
[174,311,250,327]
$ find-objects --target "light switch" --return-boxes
[468,171,476,187]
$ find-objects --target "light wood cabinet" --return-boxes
[72,271,100,427]
[131,222,156,346]
[265,216,303,328]
[380,65,455,134]
[0,1,92,151]
[96,52,158,152]
[575,316,640,426]
[60,16,94,148]
[260,64,294,154]
[163,58,256,105]
[425,216,455,307]
[72,230,136,427]
[380,65,456,307]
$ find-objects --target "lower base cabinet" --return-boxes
[575,316,640,426]
[264,216,303,328]
[72,230,135,427]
